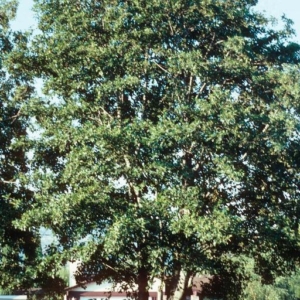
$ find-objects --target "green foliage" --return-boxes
[244,268,300,300]
[2,0,300,299]
[0,0,39,291]
[0,1,66,296]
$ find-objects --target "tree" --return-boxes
[244,266,300,300]
[0,1,66,296]
[8,0,300,299]
[0,0,38,291]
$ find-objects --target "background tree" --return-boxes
[244,266,300,300]
[7,0,300,299]
[0,0,38,291]
[0,1,66,296]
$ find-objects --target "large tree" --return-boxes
[8,0,300,299]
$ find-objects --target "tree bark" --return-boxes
[138,266,149,300]
[167,268,191,300]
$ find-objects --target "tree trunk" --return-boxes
[167,268,191,300]
[138,266,149,300]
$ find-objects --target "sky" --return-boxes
[10,0,300,42]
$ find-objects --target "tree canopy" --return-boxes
[1,0,300,299]
[0,0,39,290]
[0,0,65,295]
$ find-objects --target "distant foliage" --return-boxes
[245,269,300,300]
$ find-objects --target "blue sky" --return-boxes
[10,0,300,42]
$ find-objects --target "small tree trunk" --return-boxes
[138,266,149,300]
[168,268,191,300]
